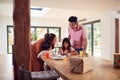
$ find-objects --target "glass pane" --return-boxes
[31,28,37,41]
[36,28,47,40]
[93,22,101,57]
[8,27,14,54]
[84,24,92,55]
[48,28,59,41]
[49,28,60,52]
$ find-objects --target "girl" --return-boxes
[37,41,52,58]
[59,38,77,55]
[37,41,52,70]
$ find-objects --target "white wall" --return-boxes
[100,12,114,61]
[0,16,13,54]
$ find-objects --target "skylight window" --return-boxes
[30,6,50,17]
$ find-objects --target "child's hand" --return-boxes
[71,51,78,55]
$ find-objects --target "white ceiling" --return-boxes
[31,0,120,11]
[0,0,120,20]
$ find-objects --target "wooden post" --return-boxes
[13,0,30,80]
[115,18,119,53]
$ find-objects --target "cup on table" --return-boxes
[45,52,49,58]
[79,51,83,57]
[64,57,69,62]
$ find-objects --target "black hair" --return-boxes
[68,16,77,22]
[41,41,51,50]
[44,33,56,42]
[62,38,71,52]
[44,33,56,49]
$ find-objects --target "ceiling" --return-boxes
[0,0,120,20]
[31,0,120,11]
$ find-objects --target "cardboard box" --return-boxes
[70,56,93,74]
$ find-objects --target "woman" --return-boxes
[29,33,57,71]
[59,38,77,55]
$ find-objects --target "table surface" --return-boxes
[41,56,120,80]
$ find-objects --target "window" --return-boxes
[7,26,14,54]
[7,26,61,54]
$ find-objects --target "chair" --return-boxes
[19,64,59,80]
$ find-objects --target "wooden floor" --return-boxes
[0,54,63,80]
[0,54,13,80]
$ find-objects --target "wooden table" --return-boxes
[41,56,120,80]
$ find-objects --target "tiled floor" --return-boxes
[0,54,13,80]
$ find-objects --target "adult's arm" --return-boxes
[83,38,87,54]
[82,27,87,54]
[68,34,71,40]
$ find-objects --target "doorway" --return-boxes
[83,20,101,56]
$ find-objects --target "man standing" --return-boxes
[68,16,87,54]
